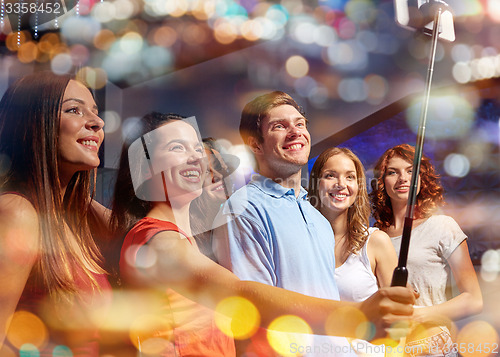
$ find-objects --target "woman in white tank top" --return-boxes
[309,147,399,355]
[309,147,398,302]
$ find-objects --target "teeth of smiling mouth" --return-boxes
[181,170,200,178]
[81,140,97,147]
[331,193,347,199]
[286,144,302,150]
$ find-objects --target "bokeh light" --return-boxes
[481,249,500,282]
[365,74,389,105]
[61,16,101,44]
[406,96,475,139]
[452,62,472,84]
[50,53,73,74]
[102,111,122,134]
[286,55,309,78]
[120,32,144,55]
[93,29,116,50]
[134,244,158,270]
[19,343,39,357]
[214,296,260,339]
[78,67,107,89]
[214,20,238,44]
[325,305,370,340]
[17,42,38,63]
[91,1,116,23]
[142,46,173,75]
[69,44,90,66]
[487,0,500,22]
[338,78,367,102]
[150,25,177,48]
[129,314,173,355]
[52,345,73,356]
[230,144,256,173]
[444,153,471,178]
[456,321,499,357]
[267,315,312,356]
[452,44,474,62]
[6,311,48,350]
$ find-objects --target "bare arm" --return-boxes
[412,240,483,323]
[368,230,398,288]
[123,231,416,338]
[0,195,39,348]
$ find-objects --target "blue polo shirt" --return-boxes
[212,174,339,300]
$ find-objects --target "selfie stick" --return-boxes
[391,1,450,287]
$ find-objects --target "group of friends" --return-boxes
[0,71,483,356]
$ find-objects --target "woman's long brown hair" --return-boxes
[0,71,105,298]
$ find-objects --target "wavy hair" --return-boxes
[308,147,370,254]
[0,71,104,297]
[369,144,444,230]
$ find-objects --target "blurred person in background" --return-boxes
[190,138,239,261]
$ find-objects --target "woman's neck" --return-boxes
[321,207,349,242]
[149,201,193,236]
[390,199,408,232]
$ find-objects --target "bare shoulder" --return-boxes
[368,229,393,250]
[0,193,40,249]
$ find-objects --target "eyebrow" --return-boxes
[62,98,99,111]
[268,117,308,125]
[387,165,412,171]
[162,139,203,148]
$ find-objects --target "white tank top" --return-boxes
[334,227,379,302]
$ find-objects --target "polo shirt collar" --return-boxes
[251,174,308,200]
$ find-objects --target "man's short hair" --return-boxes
[239,91,305,145]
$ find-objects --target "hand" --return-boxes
[359,286,417,338]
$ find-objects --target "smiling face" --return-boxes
[318,153,359,215]
[58,80,104,178]
[149,120,205,205]
[252,104,310,178]
[383,155,421,204]
[203,150,227,203]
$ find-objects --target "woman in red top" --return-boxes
[0,71,111,356]
[109,112,417,356]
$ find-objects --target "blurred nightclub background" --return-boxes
[1,0,500,355]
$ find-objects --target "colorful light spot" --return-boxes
[6,311,48,350]
[325,305,369,340]
[214,296,260,340]
[52,345,73,357]
[457,321,499,357]
[129,314,173,355]
[286,55,309,78]
[19,344,39,357]
[267,315,312,356]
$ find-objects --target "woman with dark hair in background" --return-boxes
[190,138,238,261]
[370,144,483,356]
[109,111,416,356]
[0,71,111,355]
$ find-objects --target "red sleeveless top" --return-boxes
[120,217,235,356]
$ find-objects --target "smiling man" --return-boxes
[212,91,355,356]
